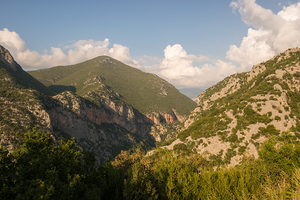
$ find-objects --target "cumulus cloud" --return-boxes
[228,0,300,71]
[278,2,300,21]
[0,28,142,69]
[156,44,238,87]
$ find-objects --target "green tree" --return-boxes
[0,128,99,200]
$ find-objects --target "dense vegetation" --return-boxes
[1,128,300,199]
[28,56,196,116]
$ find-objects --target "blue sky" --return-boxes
[1,0,300,98]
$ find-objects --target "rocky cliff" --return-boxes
[0,45,23,72]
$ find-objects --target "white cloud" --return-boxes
[228,0,300,71]
[278,2,300,21]
[0,28,25,53]
[0,28,142,70]
[157,44,238,87]
[226,28,276,70]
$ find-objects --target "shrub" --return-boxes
[173,143,187,152]
[275,116,281,121]
[268,112,272,117]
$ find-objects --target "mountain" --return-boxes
[28,56,196,142]
[0,45,196,162]
[28,56,196,117]
[160,47,300,166]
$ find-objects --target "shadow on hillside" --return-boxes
[48,85,76,94]
[46,96,156,164]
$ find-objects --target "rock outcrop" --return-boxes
[0,45,23,72]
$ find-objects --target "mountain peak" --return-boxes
[0,45,23,72]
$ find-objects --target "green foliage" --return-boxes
[2,128,300,199]
[275,115,281,121]
[235,105,272,132]
[0,128,101,199]
[258,133,300,180]
[173,143,191,155]
[238,145,247,155]
[287,90,300,119]
[267,111,272,117]
[178,108,232,141]
[173,143,187,151]
[227,133,238,143]
[251,125,280,140]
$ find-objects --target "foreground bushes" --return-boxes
[1,129,300,199]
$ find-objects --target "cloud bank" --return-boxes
[157,44,238,87]
[0,28,142,69]
[228,0,300,70]
[0,0,300,89]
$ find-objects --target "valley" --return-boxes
[1,44,300,199]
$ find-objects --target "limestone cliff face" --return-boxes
[147,112,176,125]
[49,91,154,141]
[48,91,186,145]
[83,87,187,142]
[41,91,156,162]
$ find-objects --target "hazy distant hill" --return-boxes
[161,47,300,166]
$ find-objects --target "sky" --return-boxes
[0,0,300,99]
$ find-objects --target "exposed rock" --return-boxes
[0,45,22,72]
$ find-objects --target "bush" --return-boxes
[173,143,187,151]
[275,116,281,121]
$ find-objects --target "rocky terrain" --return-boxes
[161,47,300,166]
